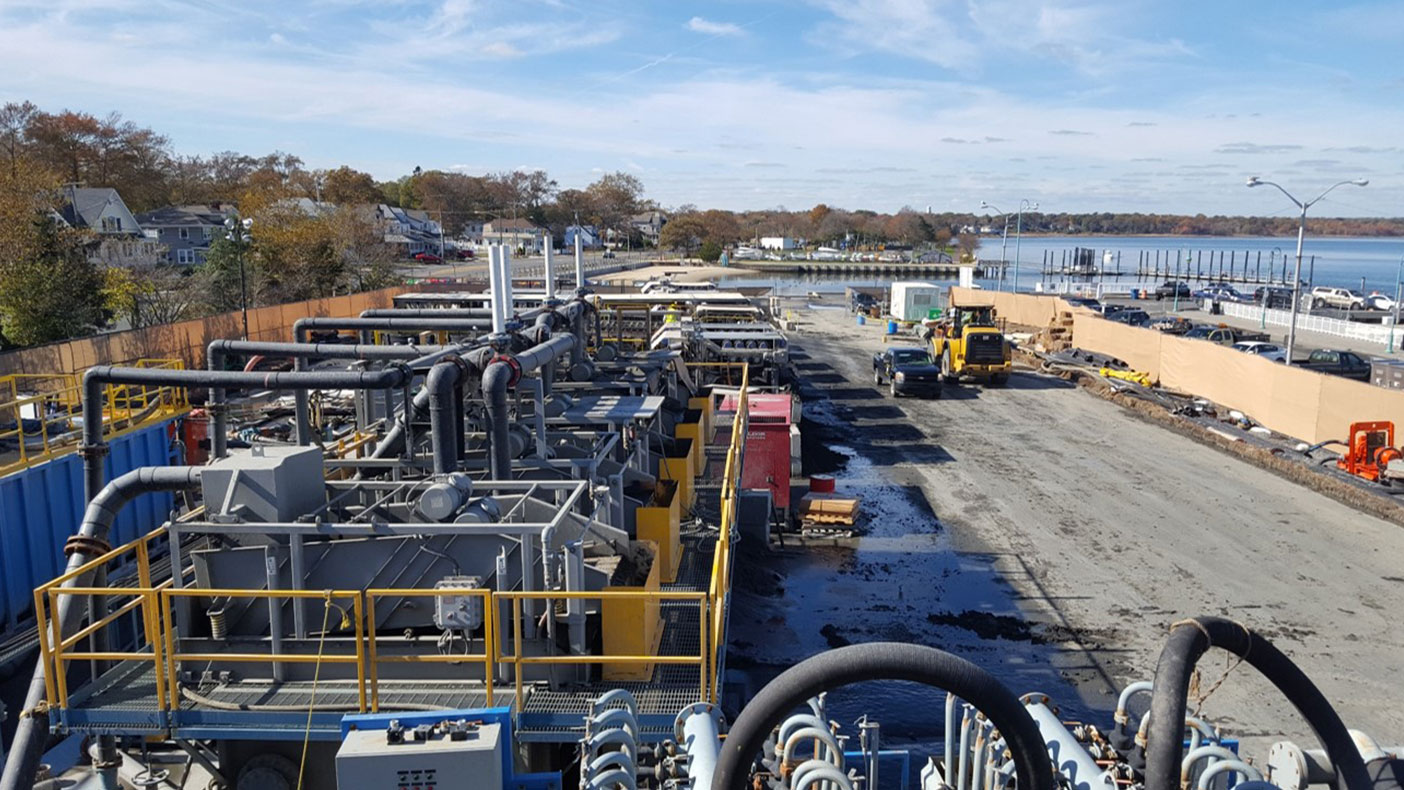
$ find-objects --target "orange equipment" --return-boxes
[1338,421,1402,482]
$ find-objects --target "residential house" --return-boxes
[375,204,443,257]
[483,217,545,254]
[564,224,602,249]
[57,187,163,267]
[630,210,666,245]
[135,203,234,266]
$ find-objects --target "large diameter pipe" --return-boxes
[426,359,464,475]
[488,246,506,334]
[0,467,203,790]
[1145,617,1370,790]
[499,246,514,327]
[544,242,557,300]
[574,233,584,289]
[83,364,411,502]
[1024,701,1117,790]
[483,333,578,480]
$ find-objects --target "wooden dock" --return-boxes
[737,260,982,277]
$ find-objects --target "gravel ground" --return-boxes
[729,303,1404,759]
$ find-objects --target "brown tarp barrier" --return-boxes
[1071,314,1164,380]
[0,285,410,377]
[1068,308,1403,445]
[948,287,1073,328]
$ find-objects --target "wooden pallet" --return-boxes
[797,494,860,526]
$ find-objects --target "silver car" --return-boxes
[1232,341,1288,362]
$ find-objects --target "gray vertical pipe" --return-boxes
[544,241,557,300]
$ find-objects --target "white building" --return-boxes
[760,236,796,251]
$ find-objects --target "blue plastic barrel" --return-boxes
[857,314,866,326]
[886,320,898,334]
[1130,288,1140,299]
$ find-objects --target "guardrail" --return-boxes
[33,363,749,718]
[1,358,189,475]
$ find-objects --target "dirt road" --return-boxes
[731,304,1404,756]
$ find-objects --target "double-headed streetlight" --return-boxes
[1012,199,1038,294]
[223,215,254,339]
[1246,176,1367,362]
[979,201,1011,290]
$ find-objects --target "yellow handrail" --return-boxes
[30,361,752,716]
[364,588,497,712]
[0,358,190,475]
[496,590,710,713]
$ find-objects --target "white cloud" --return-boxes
[687,16,744,37]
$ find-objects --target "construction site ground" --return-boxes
[728,303,1404,759]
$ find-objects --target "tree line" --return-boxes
[2,98,1401,348]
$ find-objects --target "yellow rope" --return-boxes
[296,592,334,790]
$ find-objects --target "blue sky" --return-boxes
[2,0,1402,216]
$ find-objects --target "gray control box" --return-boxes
[335,721,502,790]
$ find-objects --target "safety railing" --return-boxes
[709,363,748,701]
[160,588,366,714]
[32,362,750,717]
[1,359,190,475]
[364,587,496,711]
[34,525,174,712]
[497,590,711,714]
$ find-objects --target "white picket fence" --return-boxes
[1221,301,1398,347]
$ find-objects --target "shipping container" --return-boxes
[889,282,945,322]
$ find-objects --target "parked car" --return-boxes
[1154,281,1192,300]
[602,250,617,259]
[1151,315,1193,334]
[1193,283,1247,302]
[1232,341,1288,362]
[1366,292,1396,311]
[1310,286,1366,310]
[1295,348,1371,380]
[1253,286,1295,309]
[413,251,443,263]
[1063,297,1102,311]
[851,292,878,313]
[1105,309,1150,327]
[1096,304,1127,316]
[1182,325,1271,345]
[872,346,943,398]
[453,249,474,260]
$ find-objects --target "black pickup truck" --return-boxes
[1295,349,1371,380]
[873,346,943,398]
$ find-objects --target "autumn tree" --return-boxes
[321,166,382,205]
[955,232,980,262]
[658,213,708,254]
[585,172,645,242]
[0,156,106,345]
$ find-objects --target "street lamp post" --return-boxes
[979,202,1010,290]
[223,216,254,340]
[1246,176,1368,363]
[1390,255,1404,354]
[1012,199,1039,294]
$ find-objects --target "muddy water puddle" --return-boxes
[727,341,1105,772]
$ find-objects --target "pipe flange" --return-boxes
[64,535,111,558]
[488,332,514,353]
[77,443,110,460]
[489,355,523,387]
[673,702,724,743]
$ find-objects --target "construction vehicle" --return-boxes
[922,302,1012,386]
[1338,421,1403,482]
